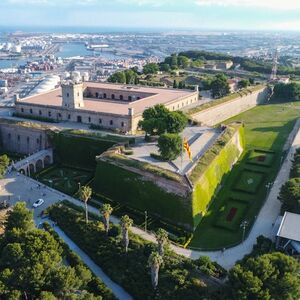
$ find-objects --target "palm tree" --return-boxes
[78,185,92,224]
[156,228,168,256]
[148,251,163,290]
[120,215,133,253]
[100,203,113,234]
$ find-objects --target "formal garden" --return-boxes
[34,165,93,195]
[190,100,300,249]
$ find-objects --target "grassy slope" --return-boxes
[189,101,300,249]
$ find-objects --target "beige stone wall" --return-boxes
[16,91,198,134]
[15,103,132,133]
[0,123,50,154]
[165,93,199,111]
[191,87,268,126]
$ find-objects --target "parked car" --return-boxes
[33,199,44,208]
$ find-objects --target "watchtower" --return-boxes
[62,81,84,109]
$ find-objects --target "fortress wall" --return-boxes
[191,87,268,126]
[0,123,50,154]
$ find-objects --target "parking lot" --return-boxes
[0,171,66,224]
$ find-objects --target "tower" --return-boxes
[62,81,84,109]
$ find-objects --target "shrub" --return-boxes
[48,202,222,299]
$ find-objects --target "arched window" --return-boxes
[120,95,123,100]
[103,93,107,99]
[95,92,99,98]
[128,96,132,101]
[111,94,115,100]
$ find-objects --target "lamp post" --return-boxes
[144,210,148,232]
[240,220,249,243]
[265,182,272,197]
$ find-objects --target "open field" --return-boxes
[189,100,300,249]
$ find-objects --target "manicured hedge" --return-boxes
[48,202,226,300]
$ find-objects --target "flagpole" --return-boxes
[181,137,184,174]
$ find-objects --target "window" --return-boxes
[88,117,91,123]
[121,122,125,127]
[128,96,132,101]
[39,110,42,115]
[17,135,20,141]
[177,104,179,109]
[103,93,107,99]
[120,95,123,100]
[58,113,62,118]
[137,97,141,100]
[67,93,69,97]
[173,106,175,110]
[77,92,80,97]
[68,114,71,120]
[27,137,30,143]
[48,111,51,117]
[99,118,102,124]
[21,108,24,113]
[111,94,115,100]
[8,133,11,140]
[36,138,40,144]
[95,92,99,98]
[30,109,33,114]
[110,120,113,125]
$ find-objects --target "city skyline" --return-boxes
[0,0,300,32]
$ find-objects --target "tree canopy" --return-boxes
[0,202,101,299]
[158,133,182,161]
[279,178,300,214]
[108,69,138,84]
[227,252,300,300]
[143,63,159,75]
[210,74,230,99]
[0,154,9,178]
[273,83,300,101]
[138,104,188,136]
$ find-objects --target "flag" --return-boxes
[183,138,192,161]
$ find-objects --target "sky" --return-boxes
[0,0,300,31]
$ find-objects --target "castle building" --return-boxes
[15,82,199,134]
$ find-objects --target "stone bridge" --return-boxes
[11,148,53,176]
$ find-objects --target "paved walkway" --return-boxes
[51,224,133,300]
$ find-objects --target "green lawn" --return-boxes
[189,101,300,249]
[35,165,93,195]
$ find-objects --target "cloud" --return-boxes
[195,0,300,10]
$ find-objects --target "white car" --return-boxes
[33,199,44,208]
